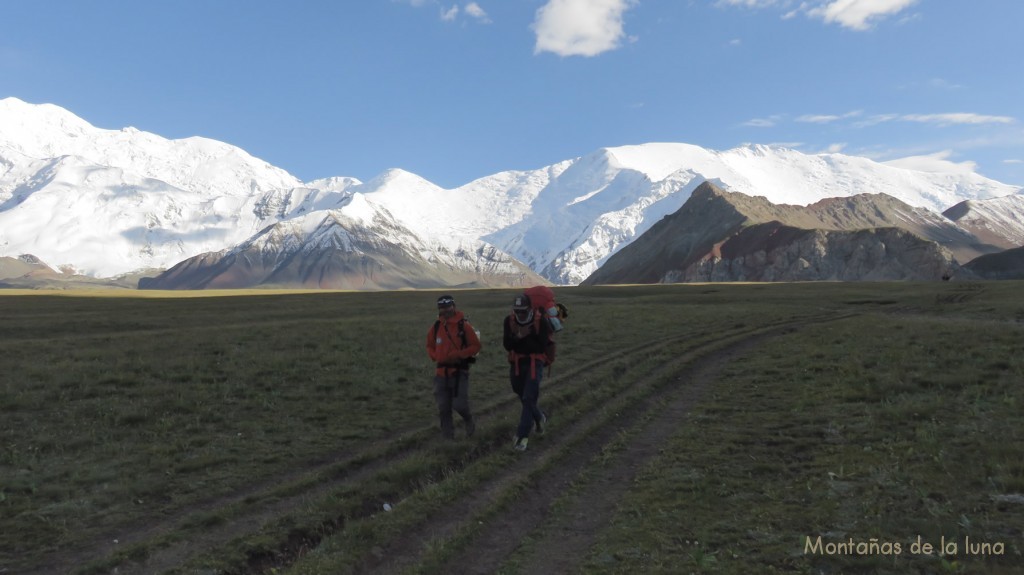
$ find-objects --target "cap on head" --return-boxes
[437,294,455,308]
[512,294,531,311]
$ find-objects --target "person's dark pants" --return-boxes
[510,358,545,439]
[434,370,473,439]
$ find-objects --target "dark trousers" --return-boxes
[434,370,472,439]
[510,358,545,439]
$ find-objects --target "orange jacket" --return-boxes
[426,310,482,376]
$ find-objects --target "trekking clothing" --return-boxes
[504,303,554,378]
[427,306,481,439]
[504,299,552,442]
[427,310,482,377]
[510,356,546,441]
[433,371,473,439]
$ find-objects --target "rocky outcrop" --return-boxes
[962,246,1024,280]
[584,182,973,285]
[666,225,956,282]
[0,254,59,280]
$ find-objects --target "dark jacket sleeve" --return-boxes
[502,315,514,351]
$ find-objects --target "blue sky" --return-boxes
[3,0,1022,189]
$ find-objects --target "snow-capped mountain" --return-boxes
[452,143,1019,284]
[139,193,543,289]
[337,142,1021,284]
[0,97,360,276]
[943,194,1024,249]
[0,98,527,283]
[2,97,1022,287]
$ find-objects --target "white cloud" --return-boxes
[797,114,842,124]
[806,0,919,31]
[716,0,786,7]
[850,112,1015,128]
[532,0,637,57]
[441,5,459,21]
[794,109,860,123]
[718,0,918,31]
[883,150,978,175]
[743,116,780,128]
[729,38,742,46]
[1004,159,1023,165]
[901,113,1015,126]
[853,113,899,127]
[465,2,491,23]
[825,142,847,153]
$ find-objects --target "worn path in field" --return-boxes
[32,315,788,575]
[357,318,838,575]
[507,331,768,575]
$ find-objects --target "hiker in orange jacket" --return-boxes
[426,294,481,439]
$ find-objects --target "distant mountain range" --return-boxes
[583,182,996,284]
[1,97,1022,288]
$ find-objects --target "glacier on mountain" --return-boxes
[1,97,1021,285]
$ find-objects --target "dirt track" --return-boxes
[36,314,843,575]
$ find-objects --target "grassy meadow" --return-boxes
[1,282,1023,574]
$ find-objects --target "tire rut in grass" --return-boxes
[433,327,787,575]
[507,329,774,574]
[356,316,845,574]
[50,314,844,575]
[210,320,811,575]
[43,320,748,575]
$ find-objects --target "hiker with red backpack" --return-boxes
[426,294,481,440]
[503,292,557,452]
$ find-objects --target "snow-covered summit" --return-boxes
[0,96,301,199]
[1,99,1020,284]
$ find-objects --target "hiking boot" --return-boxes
[465,419,476,438]
[513,436,528,452]
[535,412,547,435]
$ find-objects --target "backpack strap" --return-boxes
[457,318,467,348]
[436,318,472,371]
[435,318,467,346]
[508,310,550,378]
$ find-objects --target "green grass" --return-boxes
[2,281,1023,574]
[581,307,1024,574]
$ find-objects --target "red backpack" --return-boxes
[523,286,568,332]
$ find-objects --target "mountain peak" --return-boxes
[365,168,440,190]
[3,99,1022,285]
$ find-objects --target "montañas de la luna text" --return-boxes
[804,535,1005,556]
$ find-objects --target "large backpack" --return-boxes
[523,285,568,332]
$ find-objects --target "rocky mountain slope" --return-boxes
[138,194,544,289]
[943,194,1024,249]
[962,246,1024,280]
[582,182,988,284]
